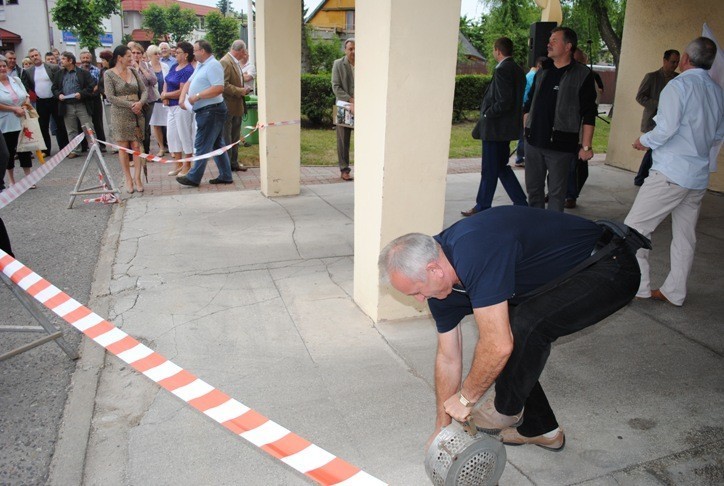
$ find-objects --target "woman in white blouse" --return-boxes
[0,55,33,189]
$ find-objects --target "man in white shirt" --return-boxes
[21,48,68,155]
[625,37,724,306]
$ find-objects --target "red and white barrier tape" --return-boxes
[0,133,85,210]
[96,119,301,165]
[83,173,119,205]
[0,249,386,486]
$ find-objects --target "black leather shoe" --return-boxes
[461,207,478,217]
[209,178,233,184]
[231,165,248,172]
[176,175,199,187]
[564,198,576,209]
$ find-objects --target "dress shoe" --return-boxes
[471,399,524,433]
[651,289,680,306]
[564,198,577,209]
[67,152,78,159]
[176,175,199,187]
[209,177,233,185]
[168,168,182,176]
[341,171,353,181]
[461,207,479,217]
[232,165,248,172]
[499,427,565,451]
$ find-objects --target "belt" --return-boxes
[510,221,650,305]
[194,101,225,112]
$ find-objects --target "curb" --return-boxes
[47,203,125,486]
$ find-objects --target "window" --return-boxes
[197,16,205,30]
[0,0,19,5]
[345,11,354,32]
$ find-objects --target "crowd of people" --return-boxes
[0,39,256,193]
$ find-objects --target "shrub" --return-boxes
[299,74,493,127]
[301,74,336,125]
[308,37,342,74]
[453,74,491,122]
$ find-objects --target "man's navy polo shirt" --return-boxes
[429,206,602,333]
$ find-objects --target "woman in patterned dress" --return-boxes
[103,45,147,194]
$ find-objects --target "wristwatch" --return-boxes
[582,145,592,151]
[458,392,474,408]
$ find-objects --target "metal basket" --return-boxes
[424,420,506,486]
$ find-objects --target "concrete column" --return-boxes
[256,0,301,197]
[606,0,723,191]
[353,0,461,322]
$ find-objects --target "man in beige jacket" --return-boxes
[220,40,253,171]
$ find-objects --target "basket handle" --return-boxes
[461,418,477,437]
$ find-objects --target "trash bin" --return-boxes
[242,95,259,145]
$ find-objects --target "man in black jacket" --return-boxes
[52,52,95,158]
[21,48,69,156]
[462,37,528,217]
[523,27,597,212]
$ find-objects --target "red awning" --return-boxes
[0,29,22,44]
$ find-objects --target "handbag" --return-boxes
[16,108,47,152]
[471,118,482,140]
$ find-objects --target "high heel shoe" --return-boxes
[168,168,181,176]
[125,182,134,194]
[135,182,144,193]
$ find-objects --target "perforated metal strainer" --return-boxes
[424,420,506,486]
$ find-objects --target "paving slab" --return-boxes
[55,161,724,486]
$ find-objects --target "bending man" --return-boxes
[379,206,642,450]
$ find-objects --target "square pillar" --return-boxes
[256,0,301,197]
[353,0,462,321]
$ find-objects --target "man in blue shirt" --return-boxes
[625,37,724,306]
[379,206,640,451]
[176,40,234,187]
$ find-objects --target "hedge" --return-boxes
[301,73,492,126]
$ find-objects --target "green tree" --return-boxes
[142,3,168,43]
[307,33,342,74]
[206,11,240,58]
[165,4,198,43]
[51,0,120,51]
[473,0,540,66]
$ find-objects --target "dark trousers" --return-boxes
[143,103,154,154]
[223,113,242,170]
[35,97,68,155]
[474,140,528,211]
[634,149,652,187]
[495,241,640,437]
[4,131,32,169]
[0,129,8,190]
[566,158,589,200]
[515,127,525,163]
[336,125,352,173]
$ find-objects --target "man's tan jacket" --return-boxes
[219,52,246,117]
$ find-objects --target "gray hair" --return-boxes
[686,37,717,70]
[378,233,439,283]
[344,38,355,48]
[230,40,247,52]
[79,49,91,55]
[159,42,170,49]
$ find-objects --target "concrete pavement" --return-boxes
[49,160,723,485]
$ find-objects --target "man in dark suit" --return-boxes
[52,51,95,159]
[21,48,68,156]
[462,37,528,217]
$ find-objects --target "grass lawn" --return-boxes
[239,116,611,166]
